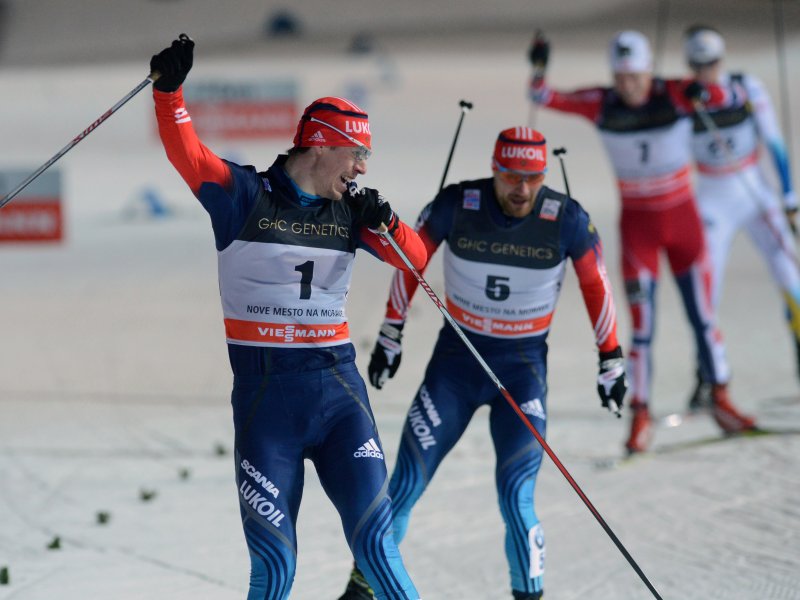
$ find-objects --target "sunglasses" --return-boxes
[351,146,372,162]
[308,116,372,161]
[689,60,720,71]
[495,171,545,186]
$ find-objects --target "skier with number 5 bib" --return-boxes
[336,127,627,600]
[528,30,757,453]
[150,35,426,600]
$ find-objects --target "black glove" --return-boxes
[350,186,398,233]
[368,323,404,389]
[684,80,710,104]
[150,34,194,93]
[596,347,627,414]
[528,31,549,71]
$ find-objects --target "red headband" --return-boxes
[492,127,547,173]
[292,96,371,149]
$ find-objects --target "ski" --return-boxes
[594,427,800,471]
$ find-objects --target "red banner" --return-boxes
[0,169,63,243]
[177,80,299,140]
[0,199,63,242]
[188,101,297,139]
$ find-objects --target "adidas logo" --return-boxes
[173,107,191,124]
[308,130,326,143]
[520,398,546,420]
[353,438,384,459]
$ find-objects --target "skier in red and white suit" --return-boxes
[683,25,800,408]
[528,30,757,452]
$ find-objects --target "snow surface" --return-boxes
[1,20,800,600]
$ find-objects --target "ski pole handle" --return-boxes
[552,147,572,198]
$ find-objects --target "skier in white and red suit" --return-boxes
[682,24,800,409]
[528,30,757,453]
[338,127,628,600]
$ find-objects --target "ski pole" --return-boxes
[653,0,670,75]
[378,228,662,600]
[773,0,794,167]
[552,147,621,418]
[0,73,160,210]
[438,99,473,192]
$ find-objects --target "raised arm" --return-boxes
[150,35,231,196]
[527,33,605,122]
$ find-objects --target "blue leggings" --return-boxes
[387,337,548,596]
[231,362,418,600]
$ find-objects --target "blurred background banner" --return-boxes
[0,169,63,242]
[181,79,298,139]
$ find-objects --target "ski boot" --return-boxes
[711,384,756,433]
[337,565,374,600]
[687,368,712,412]
[795,335,800,382]
[625,401,653,454]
